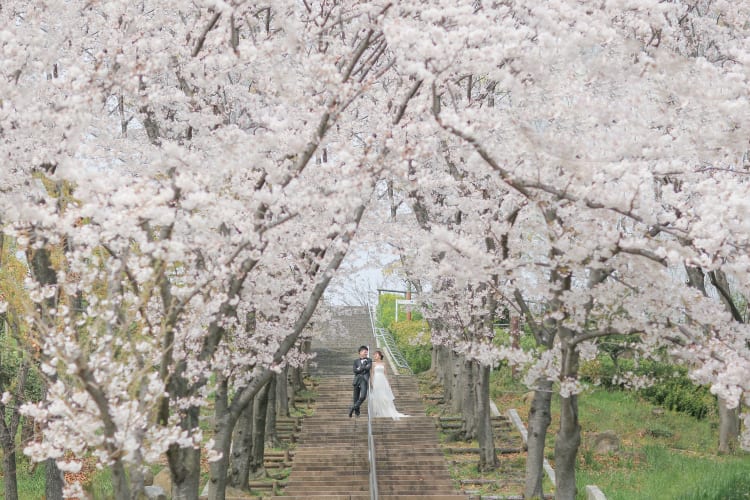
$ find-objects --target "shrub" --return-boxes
[578,356,716,420]
[376,293,430,373]
[640,375,716,420]
[390,319,431,373]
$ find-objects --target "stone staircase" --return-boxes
[273,306,466,500]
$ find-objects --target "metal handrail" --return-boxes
[367,402,378,500]
[367,301,412,374]
[364,304,379,499]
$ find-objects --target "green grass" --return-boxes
[577,445,750,500]
[450,366,750,500]
[88,468,114,499]
[570,389,750,499]
[0,461,46,499]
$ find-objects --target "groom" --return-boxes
[349,345,371,417]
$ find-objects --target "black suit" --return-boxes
[351,357,372,415]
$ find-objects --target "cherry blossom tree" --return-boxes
[373,1,750,498]
[1,1,399,499]
[2,2,750,500]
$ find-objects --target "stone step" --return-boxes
[273,306,462,499]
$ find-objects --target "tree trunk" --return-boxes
[208,419,233,500]
[27,246,64,500]
[437,346,452,403]
[430,344,439,375]
[276,366,290,417]
[265,375,280,447]
[431,344,442,377]
[287,369,297,411]
[2,437,19,500]
[525,378,553,499]
[128,465,146,500]
[301,339,312,375]
[554,336,581,500]
[45,459,64,500]
[0,346,29,500]
[718,397,740,454]
[450,352,463,413]
[685,265,744,454]
[110,461,132,500]
[229,400,254,490]
[554,393,580,500]
[290,366,306,393]
[208,377,231,500]
[168,406,202,500]
[249,382,270,480]
[476,362,498,471]
[459,357,477,440]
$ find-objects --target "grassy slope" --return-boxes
[489,369,750,500]
[574,390,749,500]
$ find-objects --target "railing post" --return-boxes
[368,408,378,500]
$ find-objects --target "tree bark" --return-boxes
[430,344,439,375]
[249,382,270,480]
[207,376,231,500]
[687,266,743,453]
[27,246,64,500]
[168,407,202,500]
[554,335,581,500]
[450,352,464,413]
[0,325,29,500]
[459,357,477,440]
[301,339,312,374]
[265,375,280,447]
[718,396,740,454]
[525,378,553,499]
[45,459,65,500]
[554,393,580,500]
[475,362,498,471]
[437,346,452,403]
[276,367,290,417]
[290,365,306,393]
[1,435,19,500]
[229,399,254,490]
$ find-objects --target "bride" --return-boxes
[369,350,409,420]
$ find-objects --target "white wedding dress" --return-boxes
[369,364,409,420]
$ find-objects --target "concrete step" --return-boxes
[273,306,462,499]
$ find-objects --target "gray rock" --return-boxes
[591,430,620,454]
[144,485,167,500]
[143,468,155,486]
[152,468,172,499]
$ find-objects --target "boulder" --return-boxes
[144,485,167,500]
[591,430,620,454]
[143,468,155,487]
[152,468,172,499]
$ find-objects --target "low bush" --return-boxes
[640,375,716,420]
[390,319,431,373]
[579,356,716,420]
[377,293,430,373]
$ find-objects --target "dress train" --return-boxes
[369,364,409,420]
